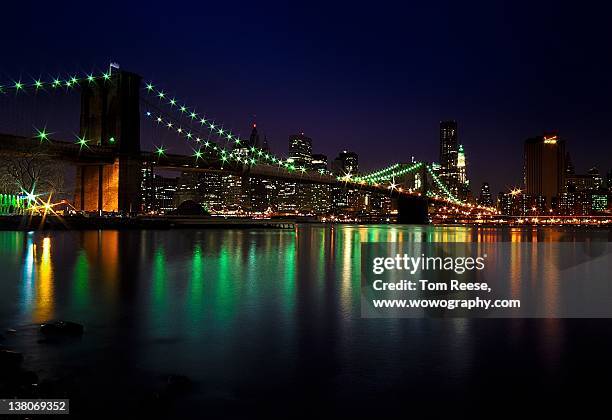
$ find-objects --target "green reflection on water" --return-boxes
[282,234,296,309]
[152,246,167,315]
[72,249,90,310]
[185,244,205,328]
[213,241,233,322]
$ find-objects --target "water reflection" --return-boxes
[5,226,608,327]
[0,225,609,415]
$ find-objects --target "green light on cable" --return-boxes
[76,135,89,150]
[35,127,50,142]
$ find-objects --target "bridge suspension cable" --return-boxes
[355,162,423,184]
[425,165,461,204]
[142,82,276,157]
[0,70,112,96]
[141,100,313,174]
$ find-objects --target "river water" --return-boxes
[0,225,610,418]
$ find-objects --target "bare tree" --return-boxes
[0,148,65,196]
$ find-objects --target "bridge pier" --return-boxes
[74,156,141,213]
[396,195,429,224]
[74,70,142,213]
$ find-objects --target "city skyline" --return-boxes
[0,66,609,222]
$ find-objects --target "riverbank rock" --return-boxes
[40,321,84,336]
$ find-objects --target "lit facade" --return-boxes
[439,120,459,196]
[288,133,312,167]
[332,151,359,175]
[478,182,493,207]
[524,133,566,208]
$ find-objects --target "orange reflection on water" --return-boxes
[32,237,54,322]
[81,231,119,298]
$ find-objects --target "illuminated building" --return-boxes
[332,185,360,214]
[222,175,245,211]
[587,166,603,189]
[199,172,225,210]
[245,176,276,213]
[296,183,331,214]
[275,181,298,213]
[561,166,607,215]
[439,120,460,196]
[558,192,576,215]
[358,192,393,222]
[174,172,200,208]
[497,190,539,216]
[310,154,328,172]
[288,133,312,167]
[153,175,178,213]
[332,151,359,175]
[524,133,565,208]
[478,182,493,207]
[566,174,597,191]
[236,123,269,156]
[140,164,178,213]
[457,144,470,199]
[430,162,441,177]
[592,194,607,213]
[457,145,466,183]
[200,173,245,213]
[141,163,155,212]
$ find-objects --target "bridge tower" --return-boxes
[74,70,142,213]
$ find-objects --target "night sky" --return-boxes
[1,1,611,195]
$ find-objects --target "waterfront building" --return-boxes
[592,194,608,213]
[246,176,276,213]
[199,172,225,211]
[523,133,566,208]
[275,181,299,213]
[174,172,201,208]
[141,163,155,213]
[140,164,178,213]
[154,175,178,213]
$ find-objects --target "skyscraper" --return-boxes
[236,123,269,156]
[439,121,459,195]
[310,154,328,172]
[478,182,493,207]
[288,133,313,167]
[332,150,359,175]
[524,133,565,208]
[248,123,261,148]
[457,144,470,199]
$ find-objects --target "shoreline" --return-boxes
[0,215,299,230]
[0,215,610,231]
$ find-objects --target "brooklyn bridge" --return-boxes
[0,68,495,224]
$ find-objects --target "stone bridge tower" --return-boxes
[74,70,142,213]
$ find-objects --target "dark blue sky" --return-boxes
[2,1,611,194]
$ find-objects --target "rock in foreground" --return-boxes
[40,321,84,336]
